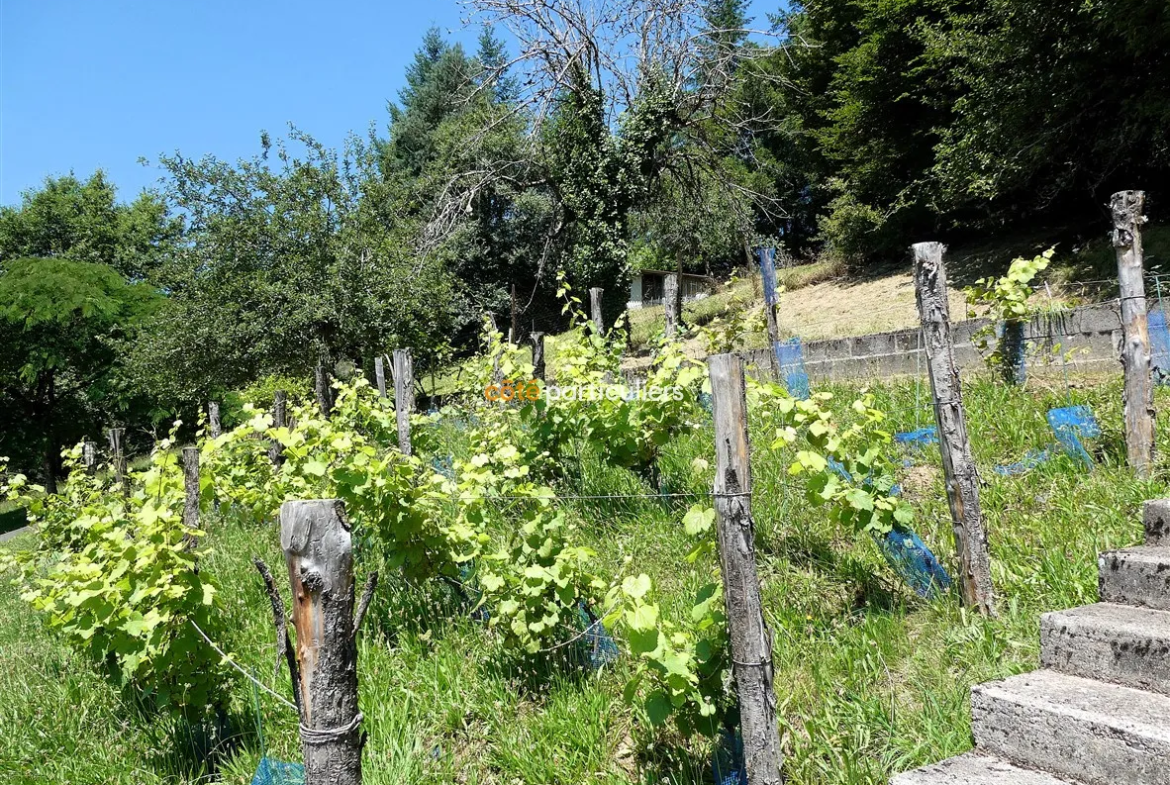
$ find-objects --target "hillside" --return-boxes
[622,223,1170,368]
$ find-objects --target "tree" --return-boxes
[0,172,180,279]
[131,129,463,409]
[0,258,159,490]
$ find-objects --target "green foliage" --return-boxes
[1,435,231,717]
[0,256,161,483]
[964,248,1054,373]
[753,382,911,537]
[0,172,179,279]
[204,379,480,579]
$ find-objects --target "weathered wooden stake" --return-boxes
[82,440,98,476]
[510,282,519,343]
[181,446,200,547]
[269,390,287,467]
[107,427,128,495]
[315,349,333,418]
[373,356,387,398]
[274,500,369,785]
[664,274,680,340]
[707,353,785,785]
[913,242,996,616]
[393,349,414,457]
[208,402,222,439]
[589,287,605,336]
[1112,190,1156,477]
[530,332,546,381]
[757,247,783,378]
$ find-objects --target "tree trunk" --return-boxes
[530,332,546,381]
[757,247,783,379]
[590,288,605,336]
[208,402,222,439]
[374,356,387,399]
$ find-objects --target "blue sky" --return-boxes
[1,0,783,206]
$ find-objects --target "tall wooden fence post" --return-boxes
[181,446,200,547]
[374,356,387,398]
[707,353,785,785]
[269,390,287,467]
[315,348,333,418]
[1112,190,1156,477]
[530,332,545,381]
[393,349,414,457]
[590,287,605,336]
[107,427,127,495]
[664,274,680,340]
[913,242,996,616]
[82,440,98,476]
[757,247,783,378]
[208,402,222,439]
[276,500,367,785]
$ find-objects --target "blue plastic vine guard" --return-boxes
[251,758,304,785]
[1150,309,1170,384]
[826,459,952,599]
[995,321,1027,385]
[774,338,810,400]
[710,726,745,785]
[1046,405,1099,469]
[575,602,620,669]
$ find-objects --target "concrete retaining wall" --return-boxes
[739,300,1141,382]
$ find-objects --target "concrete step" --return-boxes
[1099,546,1170,610]
[1041,603,1170,694]
[891,753,1081,784]
[1143,498,1170,546]
[971,670,1170,785]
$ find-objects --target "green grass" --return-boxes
[2,372,1169,784]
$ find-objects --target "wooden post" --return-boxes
[279,500,365,785]
[374,356,387,398]
[664,274,680,340]
[707,353,785,785]
[590,287,604,336]
[530,332,546,381]
[913,242,996,616]
[82,440,98,476]
[208,402,222,439]
[393,349,414,457]
[181,446,200,547]
[269,390,287,467]
[510,283,519,343]
[757,247,783,377]
[107,427,127,494]
[315,348,333,418]
[1112,190,1156,477]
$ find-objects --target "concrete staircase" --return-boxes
[891,499,1170,785]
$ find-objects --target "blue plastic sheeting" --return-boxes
[872,528,953,598]
[251,758,304,785]
[698,391,713,414]
[1150,310,1170,384]
[826,458,952,599]
[575,602,620,669]
[894,427,938,447]
[710,726,745,785]
[993,447,1057,476]
[756,247,781,307]
[774,338,811,400]
[1047,405,1099,469]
